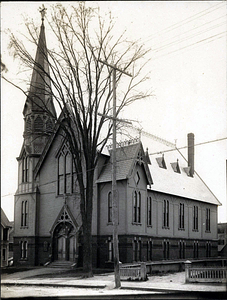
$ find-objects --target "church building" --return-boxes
[13,16,221,268]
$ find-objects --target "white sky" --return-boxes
[1,1,227,222]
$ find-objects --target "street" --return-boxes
[2,285,226,300]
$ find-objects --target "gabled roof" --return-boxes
[1,208,12,228]
[96,142,153,185]
[148,148,221,206]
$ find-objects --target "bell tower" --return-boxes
[14,6,57,266]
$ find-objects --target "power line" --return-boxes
[142,2,225,44]
[2,136,226,198]
[149,137,227,155]
[152,20,226,53]
[151,30,226,61]
[150,14,226,51]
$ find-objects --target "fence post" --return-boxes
[185,260,192,283]
[141,262,147,281]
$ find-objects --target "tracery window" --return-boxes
[57,146,73,195]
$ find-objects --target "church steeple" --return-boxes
[23,6,56,155]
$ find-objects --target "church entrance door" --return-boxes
[54,222,77,262]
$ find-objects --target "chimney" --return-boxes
[187,133,194,177]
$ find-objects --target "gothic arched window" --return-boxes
[57,146,72,195]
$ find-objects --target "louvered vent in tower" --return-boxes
[34,116,43,132]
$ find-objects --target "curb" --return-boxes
[1,282,106,289]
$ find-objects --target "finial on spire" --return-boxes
[39,4,47,22]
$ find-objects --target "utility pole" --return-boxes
[98,60,132,288]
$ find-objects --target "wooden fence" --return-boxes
[185,261,226,283]
[119,262,147,281]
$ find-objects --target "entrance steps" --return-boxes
[48,260,74,269]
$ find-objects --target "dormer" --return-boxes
[171,159,181,173]
[156,154,167,169]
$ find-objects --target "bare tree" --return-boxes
[5,2,151,277]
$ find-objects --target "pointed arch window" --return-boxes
[57,146,73,195]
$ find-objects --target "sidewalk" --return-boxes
[1,267,226,293]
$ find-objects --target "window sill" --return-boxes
[132,222,142,226]
[147,225,153,228]
[205,230,211,233]
[178,228,185,231]
[20,226,29,229]
[192,229,199,232]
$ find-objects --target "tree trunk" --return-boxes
[82,220,93,277]
[81,169,94,277]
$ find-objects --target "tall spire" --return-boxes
[23,5,56,117]
[23,7,56,155]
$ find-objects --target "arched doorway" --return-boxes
[53,222,77,262]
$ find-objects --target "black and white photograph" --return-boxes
[1,1,227,299]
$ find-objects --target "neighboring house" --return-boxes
[1,208,12,267]
[218,223,227,257]
[13,16,221,268]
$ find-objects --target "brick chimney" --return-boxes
[187,133,194,177]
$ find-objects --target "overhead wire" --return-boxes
[152,20,226,53]
[151,30,226,61]
[1,136,226,198]
[134,2,227,61]
[141,2,225,44]
[150,14,226,51]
